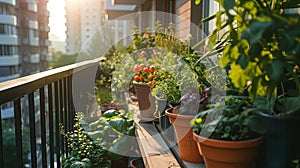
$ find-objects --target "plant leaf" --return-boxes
[223,0,235,10]
[109,118,127,134]
[195,0,202,5]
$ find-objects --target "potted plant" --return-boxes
[87,109,137,168]
[191,95,263,168]
[151,76,181,132]
[61,110,136,168]
[165,87,207,163]
[195,0,300,167]
[61,113,111,168]
[133,64,172,121]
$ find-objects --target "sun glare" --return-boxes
[47,0,66,41]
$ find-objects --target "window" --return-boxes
[0,24,17,35]
[0,5,7,14]
[0,45,18,56]
[0,24,4,34]
[10,66,18,74]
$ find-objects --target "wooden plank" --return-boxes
[134,112,180,168]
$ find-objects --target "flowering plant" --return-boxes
[133,64,171,88]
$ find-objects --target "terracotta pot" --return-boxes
[165,108,204,163]
[134,83,156,121]
[193,132,263,168]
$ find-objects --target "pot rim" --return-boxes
[165,107,195,119]
[193,131,264,148]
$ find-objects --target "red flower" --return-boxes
[149,74,154,80]
[134,75,139,81]
[149,66,155,73]
[139,75,145,81]
[140,51,146,57]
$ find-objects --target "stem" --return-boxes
[271,0,277,10]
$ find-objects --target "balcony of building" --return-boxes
[29,54,40,63]
[104,0,137,20]
[0,55,19,66]
[0,0,16,6]
[0,15,17,25]
[0,59,92,167]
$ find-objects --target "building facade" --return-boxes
[0,0,51,121]
[65,0,107,55]
[0,0,51,83]
[0,0,20,82]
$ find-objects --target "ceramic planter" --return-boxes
[155,97,170,131]
[165,108,204,163]
[134,83,156,121]
[255,112,300,168]
[193,132,263,168]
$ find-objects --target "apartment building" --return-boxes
[104,0,220,47]
[65,0,106,55]
[0,0,51,121]
[0,0,19,82]
[0,0,51,82]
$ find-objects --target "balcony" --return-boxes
[105,0,137,20]
[0,55,19,66]
[0,34,18,45]
[46,53,52,61]
[29,54,40,63]
[0,58,102,167]
[28,20,38,30]
[0,15,17,26]
[0,0,15,5]
[113,0,146,5]
[29,37,39,46]
[0,73,20,82]
[44,39,51,46]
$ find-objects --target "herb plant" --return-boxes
[61,113,110,168]
[192,96,259,141]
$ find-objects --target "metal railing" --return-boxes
[0,58,101,168]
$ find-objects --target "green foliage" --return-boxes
[200,0,300,116]
[95,87,113,106]
[1,120,30,167]
[293,159,300,168]
[192,96,259,141]
[48,51,77,69]
[61,113,110,168]
[87,109,135,160]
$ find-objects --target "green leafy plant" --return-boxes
[61,113,110,168]
[87,109,136,161]
[2,120,30,167]
[192,96,259,141]
[198,0,300,116]
[293,158,300,168]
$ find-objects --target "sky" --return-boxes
[47,0,66,41]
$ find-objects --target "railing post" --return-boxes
[29,93,37,167]
[40,87,47,168]
[14,98,23,167]
[0,108,3,168]
[54,81,61,168]
[48,84,55,168]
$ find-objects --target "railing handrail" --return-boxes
[0,58,102,105]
